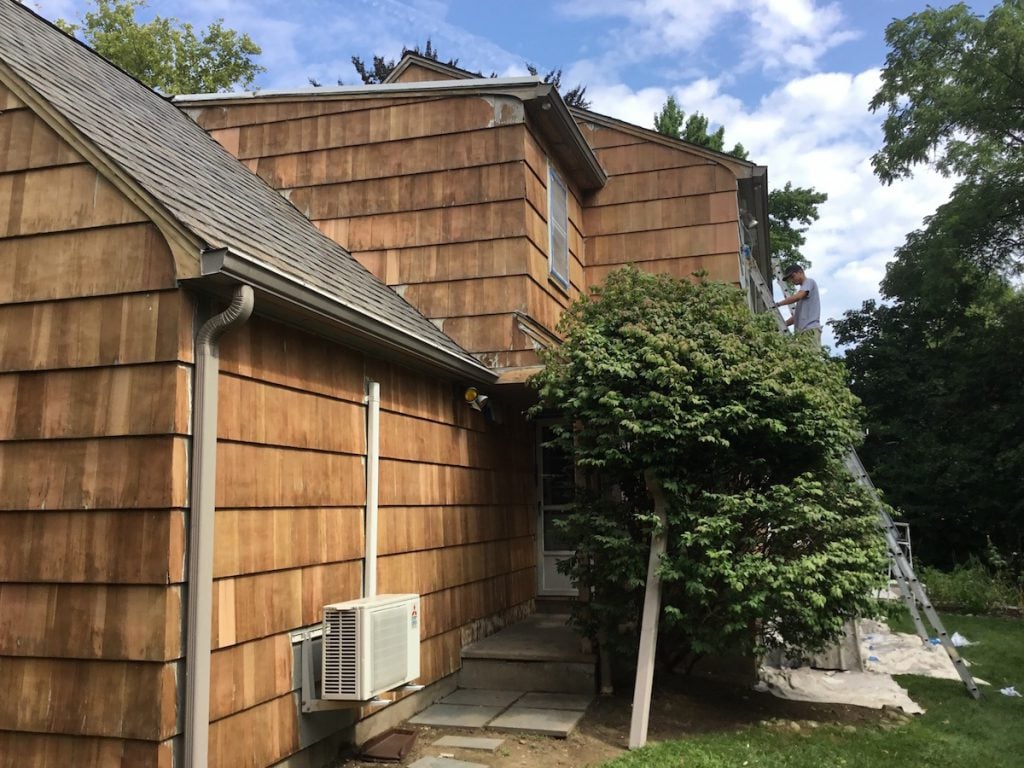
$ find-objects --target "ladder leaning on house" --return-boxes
[746,253,982,700]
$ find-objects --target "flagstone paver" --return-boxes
[487,705,585,737]
[408,704,504,728]
[440,689,524,708]
[431,735,506,752]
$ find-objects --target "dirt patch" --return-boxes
[335,676,885,768]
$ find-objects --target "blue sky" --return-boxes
[31,0,996,346]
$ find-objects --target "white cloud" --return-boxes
[27,0,949,350]
[558,0,856,77]
[586,67,954,348]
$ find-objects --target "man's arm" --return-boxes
[774,289,809,308]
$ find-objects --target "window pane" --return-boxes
[543,510,575,552]
[540,428,574,505]
[548,166,569,286]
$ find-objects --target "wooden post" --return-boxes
[628,470,668,749]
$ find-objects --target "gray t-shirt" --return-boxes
[793,277,820,330]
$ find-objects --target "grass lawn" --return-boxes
[602,612,1024,768]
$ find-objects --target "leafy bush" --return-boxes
[531,267,888,669]
[919,559,1020,614]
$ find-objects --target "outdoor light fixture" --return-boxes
[463,386,498,423]
[741,211,759,229]
[463,386,490,412]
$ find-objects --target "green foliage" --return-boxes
[871,1,1024,184]
[56,0,264,94]
[531,267,886,667]
[768,183,828,270]
[870,0,1024,277]
[653,97,747,159]
[653,95,685,138]
[834,254,1024,568]
[919,560,1020,614]
[351,39,459,85]
[837,0,1024,569]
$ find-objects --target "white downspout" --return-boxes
[364,380,381,598]
[185,285,254,768]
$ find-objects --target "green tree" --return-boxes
[653,98,827,267]
[653,98,748,159]
[56,0,264,94]
[768,183,829,269]
[833,236,1024,569]
[653,95,685,138]
[870,0,1024,276]
[531,268,885,669]
[835,0,1024,571]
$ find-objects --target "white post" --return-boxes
[364,380,380,598]
[629,470,668,750]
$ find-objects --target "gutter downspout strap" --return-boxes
[364,380,381,598]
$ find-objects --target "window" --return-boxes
[537,422,576,595]
[547,165,569,288]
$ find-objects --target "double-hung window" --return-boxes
[547,165,569,288]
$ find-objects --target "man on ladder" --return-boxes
[772,263,822,344]
[748,254,981,698]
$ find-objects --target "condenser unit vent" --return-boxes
[321,594,420,701]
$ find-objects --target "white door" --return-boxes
[536,423,577,596]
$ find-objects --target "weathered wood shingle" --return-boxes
[0,0,484,372]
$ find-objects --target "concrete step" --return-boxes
[533,596,577,615]
[458,614,596,695]
[458,657,596,694]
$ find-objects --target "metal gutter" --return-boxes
[191,249,497,384]
[172,76,544,104]
[738,168,771,278]
[185,285,255,768]
[523,84,607,192]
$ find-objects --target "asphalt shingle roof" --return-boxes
[0,0,483,372]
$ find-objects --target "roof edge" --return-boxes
[0,56,204,279]
[525,84,607,192]
[569,106,760,177]
[384,54,480,84]
[194,248,498,383]
[172,76,544,104]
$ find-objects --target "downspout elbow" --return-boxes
[197,284,255,349]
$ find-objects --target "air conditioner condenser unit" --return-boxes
[321,593,421,701]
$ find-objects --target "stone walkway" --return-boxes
[408,688,593,738]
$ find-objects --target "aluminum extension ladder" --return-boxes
[845,450,981,699]
[745,253,982,699]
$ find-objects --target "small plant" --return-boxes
[918,558,1020,614]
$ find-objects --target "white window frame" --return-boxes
[547,164,570,289]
